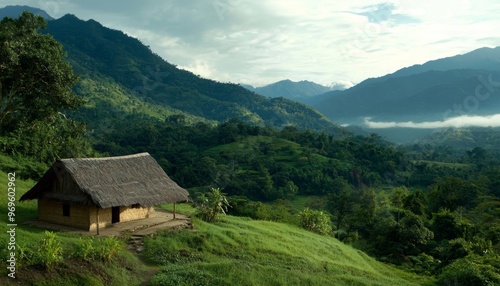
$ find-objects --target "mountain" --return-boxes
[37,13,341,134]
[315,47,500,126]
[242,80,350,105]
[245,79,331,99]
[0,5,54,20]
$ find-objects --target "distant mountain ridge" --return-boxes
[315,46,500,125]
[242,79,350,105]
[0,5,54,20]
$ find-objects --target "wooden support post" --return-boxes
[173,203,176,219]
[96,208,100,236]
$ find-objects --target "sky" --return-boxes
[2,0,500,88]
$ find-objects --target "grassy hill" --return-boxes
[146,205,433,286]
[0,169,434,285]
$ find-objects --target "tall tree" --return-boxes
[0,12,82,132]
[0,12,89,164]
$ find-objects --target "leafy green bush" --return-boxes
[72,237,96,262]
[37,231,63,268]
[408,253,440,275]
[298,208,332,235]
[97,237,123,263]
[438,255,500,286]
[195,188,230,222]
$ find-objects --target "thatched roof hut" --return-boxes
[20,152,189,231]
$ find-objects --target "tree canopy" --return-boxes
[0,12,90,164]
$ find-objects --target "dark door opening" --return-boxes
[112,206,120,223]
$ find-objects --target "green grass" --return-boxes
[146,205,435,286]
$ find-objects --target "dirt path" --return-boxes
[140,265,160,286]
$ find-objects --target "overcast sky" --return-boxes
[2,0,500,87]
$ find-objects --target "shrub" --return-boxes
[97,237,123,263]
[195,188,230,222]
[298,208,332,235]
[438,255,500,286]
[37,231,63,268]
[72,237,96,262]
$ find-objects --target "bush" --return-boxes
[37,231,63,268]
[438,255,500,286]
[408,253,440,275]
[298,208,332,235]
[195,188,230,222]
[72,237,96,262]
[97,237,123,263]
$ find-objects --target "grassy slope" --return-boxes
[149,205,435,286]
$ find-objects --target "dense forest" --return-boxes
[1,12,499,285]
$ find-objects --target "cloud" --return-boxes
[2,0,500,87]
[364,114,500,129]
[348,2,420,25]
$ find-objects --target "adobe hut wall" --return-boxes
[38,198,90,230]
[119,206,155,222]
[89,206,112,231]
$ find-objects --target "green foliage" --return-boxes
[432,209,472,241]
[408,253,440,276]
[195,188,230,222]
[428,176,482,212]
[298,208,332,235]
[97,237,123,263]
[326,178,355,230]
[37,231,63,269]
[438,255,500,286]
[72,237,96,262]
[0,12,92,164]
[0,12,81,133]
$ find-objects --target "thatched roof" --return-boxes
[20,153,189,208]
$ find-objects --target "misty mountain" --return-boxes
[24,12,343,134]
[242,80,350,105]
[315,47,500,125]
[0,5,54,20]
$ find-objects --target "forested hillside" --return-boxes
[43,14,342,134]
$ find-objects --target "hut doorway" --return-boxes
[112,207,120,223]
